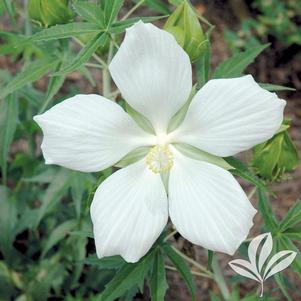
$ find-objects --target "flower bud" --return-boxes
[28,0,73,28]
[164,1,206,62]
[252,120,299,181]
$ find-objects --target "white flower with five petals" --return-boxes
[34,21,286,263]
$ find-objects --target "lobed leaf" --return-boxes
[162,244,196,301]
[102,0,124,27]
[256,189,279,231]
[279,200,301,232]
[41,219,77,258]
[213,44,269,78]
[72,2,104,26]
[0,57,57,99]
[29,23,102,42]
[100,250,155,301]
[53,33,107,76]
[110,16,168,34]
[259,83,296,92]
[150,249,168,301]
[0,93,18,184]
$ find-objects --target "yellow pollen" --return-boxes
[146,145,173,173]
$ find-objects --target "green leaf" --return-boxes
[150,249,168,301]
[53,33,107,76]
[83,255,125,270]
[0,186,17,259]
[259,83,296,92]
[70,172,95,218]
[230,168,267,191]
[162,244,196,301]
[3,0,15,24]
[213,44,269,78]
[102,0,124,27]
[276,236,301,277]
[36,168,72,226]
[0,57,57,99]
[110,15,167,33]
[279,200,301,231]
[224,156,267,190]
[72,2,104,26]
[100,250,155,301]
[29,22,102,42]
[256,189,279,231]
[141,0,170,14]
[42,219,77,258]
[70,230,94,239]
[41,61,65,112]
[274,273,292,301]
[0,93,18,184]
[283,226,301,242]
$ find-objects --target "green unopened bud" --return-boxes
[28,0,73,28]
[252,120,299,181]
[164,0,206,62]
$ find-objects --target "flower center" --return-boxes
[146,145,173,173]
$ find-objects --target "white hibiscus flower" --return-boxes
[34,21,286,263]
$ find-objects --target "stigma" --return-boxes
[146,145,173,173]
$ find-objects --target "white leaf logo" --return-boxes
[228,233,297,297]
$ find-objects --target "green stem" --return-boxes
[85,63,103,69]
[171,245,213,277]
[212,256,230,300]
[121,0,146,20]
[165,265,213,279]
[164,229,178,241]
[73,37,108,68]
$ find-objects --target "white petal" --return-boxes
[168,149,256,255]
[109,21,192,135]
[34,94,154,172]
[90,160,168,263]
[170,75,286,157]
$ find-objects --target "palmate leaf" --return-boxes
[276,236,301,277]
[83,255,125,269]
[0,93,18,184]
[213,44,269,78]
[256,189,279,231]
[224,156,267,191]
[41,61,65,112]
[0,186,17,259]
[162,243,196,301]
[36,168,73,226]
[149,249,168,301]
[29,22,102,42]
[110,16,167,34]
[53,33,107,76]
[72,1,104,26]
[41,219,77,258]
[141,0,170,14]
[3,0,15,24]
[99,249,155,301]
[259,83,296,92]
[102,0,124,27]
[279,200,301,232]
[0,56,57,99]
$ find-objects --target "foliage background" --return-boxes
[0,0,300,300]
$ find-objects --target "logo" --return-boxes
[228,233,296,297]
